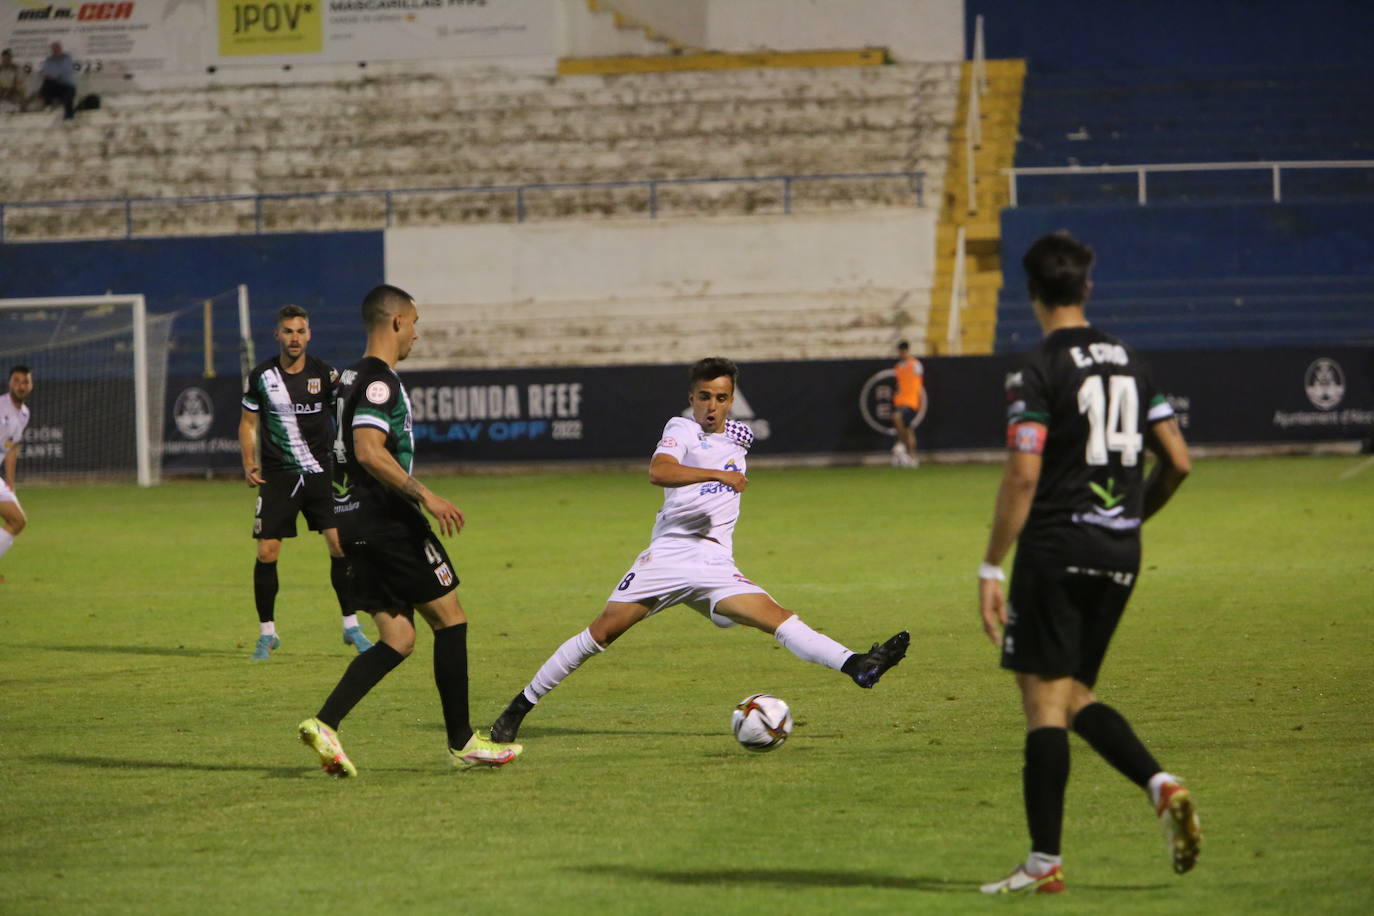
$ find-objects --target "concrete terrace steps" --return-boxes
[403,288,929,368]
[2,60,956,237]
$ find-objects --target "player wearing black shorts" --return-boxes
[975,233,1199,895]
[240,305,372,660]
[295,284,522,777]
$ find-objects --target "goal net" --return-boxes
[0,295,173,486]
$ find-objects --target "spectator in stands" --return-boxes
[38,41,76,120]
[0,50,28,112]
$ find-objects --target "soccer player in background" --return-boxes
[240,305,372,659]
[976,232,1199,894]
[487,356,910,744]
[0,365,34,583]
[891,340,924,467]
[296,284,522,776]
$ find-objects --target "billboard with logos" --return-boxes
[159,347,1374,474]
[0,0,556,77]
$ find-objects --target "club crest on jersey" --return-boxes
[366,381,390,405]
[307,378,321,395]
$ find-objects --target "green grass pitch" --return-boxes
[1,456,1371,914]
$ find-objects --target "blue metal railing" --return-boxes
[0,171,927,243]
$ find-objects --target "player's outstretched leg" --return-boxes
[1153,775,1202,874]
[298,717,357,778]
[490,691,536,743]
[844,630,910,688]
[488,626,610,742]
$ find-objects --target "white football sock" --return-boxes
[0,529,13,561]
[773,615,854,670]
[341,614,361,630]
[522,628,604,704]
[1149,771,1181,807]
[260,621,277,637]
[1027,851,1062,872]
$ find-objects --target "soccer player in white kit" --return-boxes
[488,357,910,743]
[0,365,34,583]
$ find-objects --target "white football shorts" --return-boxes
[0,476,15,504]
[606,535,770,627]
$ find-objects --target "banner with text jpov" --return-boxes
[212,0,556,67]
[0,0,555,77]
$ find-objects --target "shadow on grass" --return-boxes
[28,644,234,659]
[26,753,357,779]
[568,864,976,893]
[569,865,1173,894]
[419,723,722,740]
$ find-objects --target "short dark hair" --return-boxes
[361,284,414,330]
[278,304,308,322]
[9,364,31,377]
[897,340,910,352]
[1023,231,1095,308]
[688,356,738,390]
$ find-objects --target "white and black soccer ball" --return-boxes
[731,693,793,752]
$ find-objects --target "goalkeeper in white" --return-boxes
[488,356,910,743]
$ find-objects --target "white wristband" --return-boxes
[978,562,1005,581]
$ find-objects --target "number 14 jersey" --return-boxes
[1005,326,1174,568]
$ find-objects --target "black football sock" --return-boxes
[253,560,278,624]
[329,555,353,616]
[316,642,406,729]
[1071,702,1161,789]
[1024,726,1070,856]
[433,623,472,749]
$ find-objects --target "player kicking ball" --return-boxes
[488,357,910,744]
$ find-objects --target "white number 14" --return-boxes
[1077,375,1142,466]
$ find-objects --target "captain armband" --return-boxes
[1007,421,1047,454]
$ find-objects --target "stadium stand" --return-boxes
[0,60,956,241]
[1013,65,1374,206]
[992,61,1374,352]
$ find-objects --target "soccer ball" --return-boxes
[731,694,793,752]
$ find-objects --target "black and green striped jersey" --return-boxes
[330,356,427,539]
[241,354,337,474]
[1004,326,1174,568]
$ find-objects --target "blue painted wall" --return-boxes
[0,231,385,373]
[1002,202,1374,281]
[996,202,1374,351]
[966,0,1374,72]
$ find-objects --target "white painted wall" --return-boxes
[580,0,965,62]
[606,0,710,49]
[385,211,935,306]
[707,0,964,61]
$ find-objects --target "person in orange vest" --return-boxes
[892,341,924,467]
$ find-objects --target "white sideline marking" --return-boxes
[1337,456,1374,480]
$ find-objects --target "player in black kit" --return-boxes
[296,284,522,777]
[239,305,371,660]
[976,233,1200,895]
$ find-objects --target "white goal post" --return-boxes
[0,294,170,486]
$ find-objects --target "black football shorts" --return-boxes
[1001,551,1138,687]
[344,532,460,611]
[254,471,335,539]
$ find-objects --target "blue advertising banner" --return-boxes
[161,346,1374,473]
